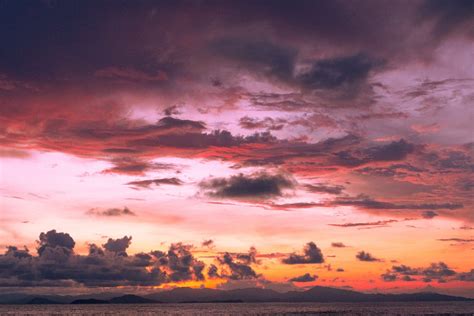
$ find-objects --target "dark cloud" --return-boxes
[87,207,136,217]
[282,242,324,264]
[126,177,183,189]
[437,238,474,243]
[67,117,205,142]
[356,251,381,262]
[211,38,296,81]
[201,239,214,248]
[335,140,415,167]
[289,273,317,282]
[265,202,325,210]
[381,272,397,282]
[207,264,220,279]
[457,269,474,282]
[303,183,345,195]
[331,194,463,211]
[103,236,132,256]
[215,248,259,280]
[419,0,474,38]
[381,262,462,283]
[297,53,380,90]
[331,242,347,248]
[37,230,75,257]
[421,210,439,219]
[239,116,286,131]
[145,130,277,149]
[165,243,205,282]
[0,230,207,287]
[199,172,294,200]
[163,105,182,116]
[329,220,397,228]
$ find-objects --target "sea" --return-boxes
[1,302,474,316]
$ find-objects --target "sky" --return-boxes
[0,0,473,297]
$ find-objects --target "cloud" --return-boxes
[126,178,183,189]
[303,183,345,195]
[331,194,463,211]
[419,0,474,38]
[289,273,317,282]
[356,251,381,262]
[381,272,398,282]
[239,116,286,131]
[356,164,425,178]
[457,270,474,282]
[331,242,347,248]
[103,236,132,255]
[87,207,136,217]
[210,38,296,81]
[282,242,324,264]
[37,230,75,257]
[0,148,32,159]
[335,140,415,167]
[265,202,325,210]
[437,238,474,243]
[421,211,439,219]
[165,243,205,282]
[199,172,294,200]
[201,239,214,248]
[0,230,207,287]
[95,66,168,82]
[215,247,260,280]
[297,53,381,90]
[381,262,462,283]
[329,220,398,228]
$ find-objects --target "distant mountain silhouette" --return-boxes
[109,294,158,304]
[26,297,60,304]
[144,286,471,303]
[1,286,471,305]
[71,298,109,304]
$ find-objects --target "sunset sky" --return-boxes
[0,0,473,297]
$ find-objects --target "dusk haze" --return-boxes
[0,0,473,314]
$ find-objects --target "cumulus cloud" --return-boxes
[289,273,318,282]
[103,236,132,255]
[282,242,324,264]
[37,230,75,257]
[356,251,381,262]
[199,172,294,200]
[380,262,468,283]
[0,230,206,287]
[215,247,260,280]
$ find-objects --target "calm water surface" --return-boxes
[1,302,474,316]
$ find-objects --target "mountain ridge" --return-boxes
[2,286,471,304]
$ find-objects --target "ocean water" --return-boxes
[1,302,474,316]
